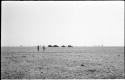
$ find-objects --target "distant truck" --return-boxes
[53,45,59,47]
[68,45,73,47]
[47,45,73,47]
[61,45,66,47]
[48,45,52,47]
[48,45,59,47]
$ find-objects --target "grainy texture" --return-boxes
[1,47,124,79]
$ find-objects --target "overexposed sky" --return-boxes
[1,1,124,46]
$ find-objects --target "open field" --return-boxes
[1,47,124,79]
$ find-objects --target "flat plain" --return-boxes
[1,47,124,79]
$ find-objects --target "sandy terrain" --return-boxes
[1,47,124,79]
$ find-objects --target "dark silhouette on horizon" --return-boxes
[42,46,45,52]
[68,45,73,47]
[61,45,66,47]
[37,45,40,52]
[53,45,59,47]
[48,45,52,47]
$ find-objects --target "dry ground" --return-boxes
[1,47,124,79]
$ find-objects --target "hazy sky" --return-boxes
[1,1,124,46]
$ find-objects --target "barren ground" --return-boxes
[1,47,124,79]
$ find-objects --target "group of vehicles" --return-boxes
[37,45,73,52]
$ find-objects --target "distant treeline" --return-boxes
[48,45,73,47]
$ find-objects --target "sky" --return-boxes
[1,1,124,47]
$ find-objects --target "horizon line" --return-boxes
[1,45,124,47]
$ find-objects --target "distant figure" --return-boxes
[42,46,45,52]
[37,45,40,52]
